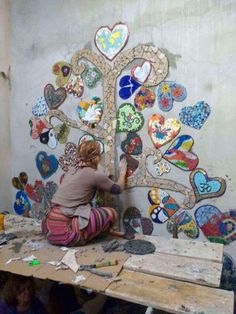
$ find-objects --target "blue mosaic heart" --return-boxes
[179,101,210,129]
[119,75,141,99]
[190,168,226,202]
[36,151,58,179]
[14,191,31,215]
[32,96,48,117]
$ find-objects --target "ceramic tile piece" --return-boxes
[123,206,153,235]
[121,132,142,155]
[116,103,144,133]
[81,66,102,89]
[59,142,78,172]
[179,101,210,129]
[25,180,44,203]
[148,114,181,148]
[39,129,58,149]
[190,168,226,202]
[29,117,47,140]
[12,172,28,191]
[120,154,139,177]
[77,97,103,128]
[32,96,48,117]
[195,205,236,244]
[147,188,180,223]
[52,61,72,87]
[95,23,129,60]
[54,123,70,144]
[134,87,156,111]
[167,209,199,239]
[119,75,141,99]
[163,135,199,171]
[35,151,59,179]
[154,161,171,176]
[157,81,187,112]
[44,84,67,109]
[131,61,151,84]
[65,74,84,97]
[14,191,31,216]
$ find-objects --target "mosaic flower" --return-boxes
[155,161,171,176]
[161,84,170,94]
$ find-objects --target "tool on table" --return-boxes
[78,260,118,278]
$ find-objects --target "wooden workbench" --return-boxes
[0,214,234,314]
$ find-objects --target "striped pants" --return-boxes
[41,204,117,246]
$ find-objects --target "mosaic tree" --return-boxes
[44,44,195,209]
[14,23,233,243]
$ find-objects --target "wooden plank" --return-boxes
[124,252,222,287]
[137,234,224,263]
[106,270,234,314]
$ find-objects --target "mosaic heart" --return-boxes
[32,96,48,117]
[179,101,210,129]
[81,66,102,89]
[116,103,144,133]
[25,180,44,203]
[59,142,78,172]
[29,117,47,140]
[120,154,139,177]
[195,205,236,244]
[36,151,59,179]
[147,188,180,223]
[123,207,153,235]
[95,22,129,60]
[131,61,151,84]
[39,128,58,149]
[77,96,103,128]
[43,181,58,205]
[44,83,67,109]
[134,87,156,111]
[79,134,104,154]
[52,61,72,87]
[167,209,199,239]
[65,74,84,97]
[121,132,142,155]
[119,75,141,100]
[148,114,181,148]
[190,168,226,202]
[163,135,199,171]
[12,172,28,191]
[14,191,31,216]
[157,81,187,112]
[54,123,70,144]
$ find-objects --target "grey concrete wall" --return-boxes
[0,0,12,211]
[7,0,236,259]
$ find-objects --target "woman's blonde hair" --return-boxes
[77,140,100,169]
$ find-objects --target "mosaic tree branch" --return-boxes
[44,43,190,208]
[126,148,196,209]
[113,44,169,86]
